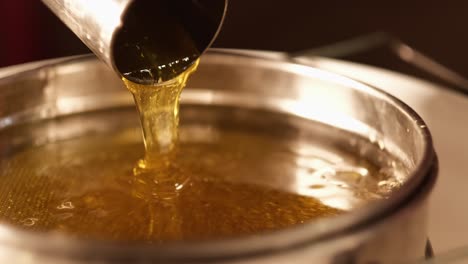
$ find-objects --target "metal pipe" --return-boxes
[41,0,227,84]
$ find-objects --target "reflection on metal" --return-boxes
[293,31,468,95]
[290,32,393,58]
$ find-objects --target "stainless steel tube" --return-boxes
[41,0,227,84]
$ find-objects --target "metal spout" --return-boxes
[42,0,227,84]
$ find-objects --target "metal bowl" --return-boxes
[0,49,437,263]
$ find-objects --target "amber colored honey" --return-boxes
[0,127,344,242]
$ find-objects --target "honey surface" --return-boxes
[0,127,345,242]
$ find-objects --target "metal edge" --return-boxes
[0,49,437,262]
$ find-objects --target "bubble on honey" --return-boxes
[57,201,74,210]
[378,179,402,194]
[21,218,38,227]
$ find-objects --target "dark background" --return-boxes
[1,1,467,82]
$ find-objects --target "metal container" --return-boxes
[0,49,437,263]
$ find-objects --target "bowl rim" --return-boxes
[0,49,437,262]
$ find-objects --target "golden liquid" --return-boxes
[0,126,349,242]
[123,60,200,205]
[123,60,199,158]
